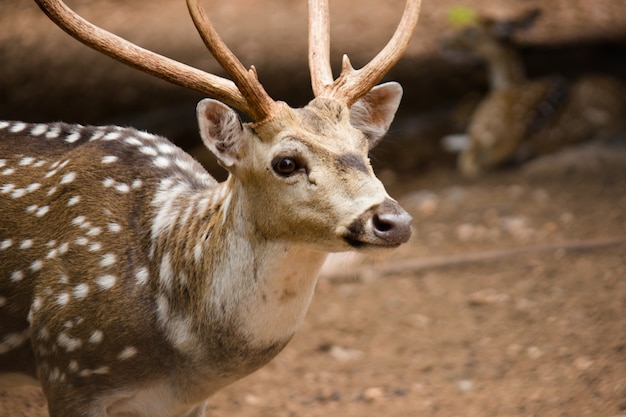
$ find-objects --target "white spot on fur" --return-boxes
[107,223,122,233]
[175,158,194,172]
[45,126,60,139]
[32,298,42,312]
[87,227,102,237]
[153,157,170,168]
[10,188,27,198]
[100,253,117,267]
[26,183,41,193]
[30,260,43,272]
[89,130,105,141]
[103,131,122,141]
[68,360,79,372]
[124,137,143,147]
[139,146,158,156]
[72,216,87,227]
[56,293,70,307]
[96,275,116,290]
[25,205,38,214]
[102,155,118,164]
[102,178,115,188]
[0,330,30,354]
[159,253,174,292]
[79,366,110,377]
[10,123,27,133]
[57,332,82,352]
[67,196,81,206]
[65,131,81,143]
[30,124,48,136]
[88,330,103,344]
[117,346,138,360]
[0,184,15,194]
[156,295,169,324]
[131,179,143,190]
[73,283,89,300]
[35,206,50,217]
[156,143,176,154]
[0,121,10,130]
[58,242,69,254]
[20,239,34,249]
[0,239,13,250]
[10,271,24,282]
[47,186,58,196]
[19,157,35,166]
[75,237,89,246]
[135,267,149,286]
[60,172,77,184]
[89,242,102,252]
[1,168,16,176]
[114,183,130,193]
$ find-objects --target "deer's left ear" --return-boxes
[350,82,403,149]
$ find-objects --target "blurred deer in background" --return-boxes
[0,0,419,415]
[441,8,626,176]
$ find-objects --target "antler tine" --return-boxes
[187,0,277,122]
[309,0,421,106]
[308,0,334,97]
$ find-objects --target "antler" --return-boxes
[308,0,421,106]
[34,0,277,121]
[186,0,277,122]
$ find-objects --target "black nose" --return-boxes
[372,199,413,245]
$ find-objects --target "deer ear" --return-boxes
[197,99,247,168]
[350,82,403,149]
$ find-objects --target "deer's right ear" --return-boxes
[197,99,246,168]
[350,82,403,149]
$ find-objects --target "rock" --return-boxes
[361,387,385,402]
[457,379,473,393]
[328,345,365,363]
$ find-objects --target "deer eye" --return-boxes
[272,157,302,177]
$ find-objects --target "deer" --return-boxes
[0,0,419,415]
[441,8,626,176]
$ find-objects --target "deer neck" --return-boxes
[148,176,327,357]
[484,45,527,90]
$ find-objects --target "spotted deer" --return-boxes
[0,0,419,415]
[441,9,626,176]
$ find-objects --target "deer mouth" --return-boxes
[343,199,413,249]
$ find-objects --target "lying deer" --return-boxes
[0,0,419,415]
[441,9,626,176]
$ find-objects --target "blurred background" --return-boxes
[2,0,626,177]
[1,1,626,416]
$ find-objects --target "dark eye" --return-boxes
[272,157,301,177]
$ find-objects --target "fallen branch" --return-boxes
[323,235,626,283]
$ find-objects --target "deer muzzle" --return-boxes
[344,199,413,248]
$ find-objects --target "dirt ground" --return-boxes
[2,0,626,415]
[1,141,625,417]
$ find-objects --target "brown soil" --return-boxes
[2,0,626,416]
[2,142,626,417]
